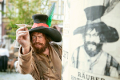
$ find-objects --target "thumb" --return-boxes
[24,27,29,31]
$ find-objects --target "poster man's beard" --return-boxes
[32,42,49,54]
[84,41,102,57]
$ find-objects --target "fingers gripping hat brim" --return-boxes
[29,26,62,42]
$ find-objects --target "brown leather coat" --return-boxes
[17,43,62,80]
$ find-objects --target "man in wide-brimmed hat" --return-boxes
[16,14,62,80]
[71,6,120,78]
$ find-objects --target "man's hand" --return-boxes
[16,27,30,54]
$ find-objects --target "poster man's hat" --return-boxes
[29,14,62,42]
[84,6,105,21]
[74,22,119,42]
[74,6,119,42]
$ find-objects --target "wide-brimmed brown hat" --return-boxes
[29,14,62,42]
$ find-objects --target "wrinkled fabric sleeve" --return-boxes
[17,47,34,74]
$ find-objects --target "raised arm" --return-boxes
[15,27,33,74]
[16,27,31,54]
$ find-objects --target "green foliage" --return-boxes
[5,0,49,40]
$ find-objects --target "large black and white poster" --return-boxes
[62,0,120,80]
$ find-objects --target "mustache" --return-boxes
[86,42,97,46]
[85,41,103,45]
[32,42,43,46]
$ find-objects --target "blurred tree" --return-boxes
[3,0,50,40]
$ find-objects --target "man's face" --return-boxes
[84,28,102,57]
[31,32,48,54]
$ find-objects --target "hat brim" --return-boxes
[73,22,119,42]
[29,26,62,42]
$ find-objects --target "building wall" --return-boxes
[1,0,12,49]
[0,1,3,42]
[0,3,2,42]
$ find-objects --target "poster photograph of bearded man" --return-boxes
[70,5,120,79]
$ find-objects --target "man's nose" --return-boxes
[36,37,40,42]
[89,36,95,42]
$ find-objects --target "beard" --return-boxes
[31,42,49,54]
[84,41,102,57]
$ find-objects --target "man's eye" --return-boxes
[32,36,36,39]
[93,34,98,36]
[38,36,42,38]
